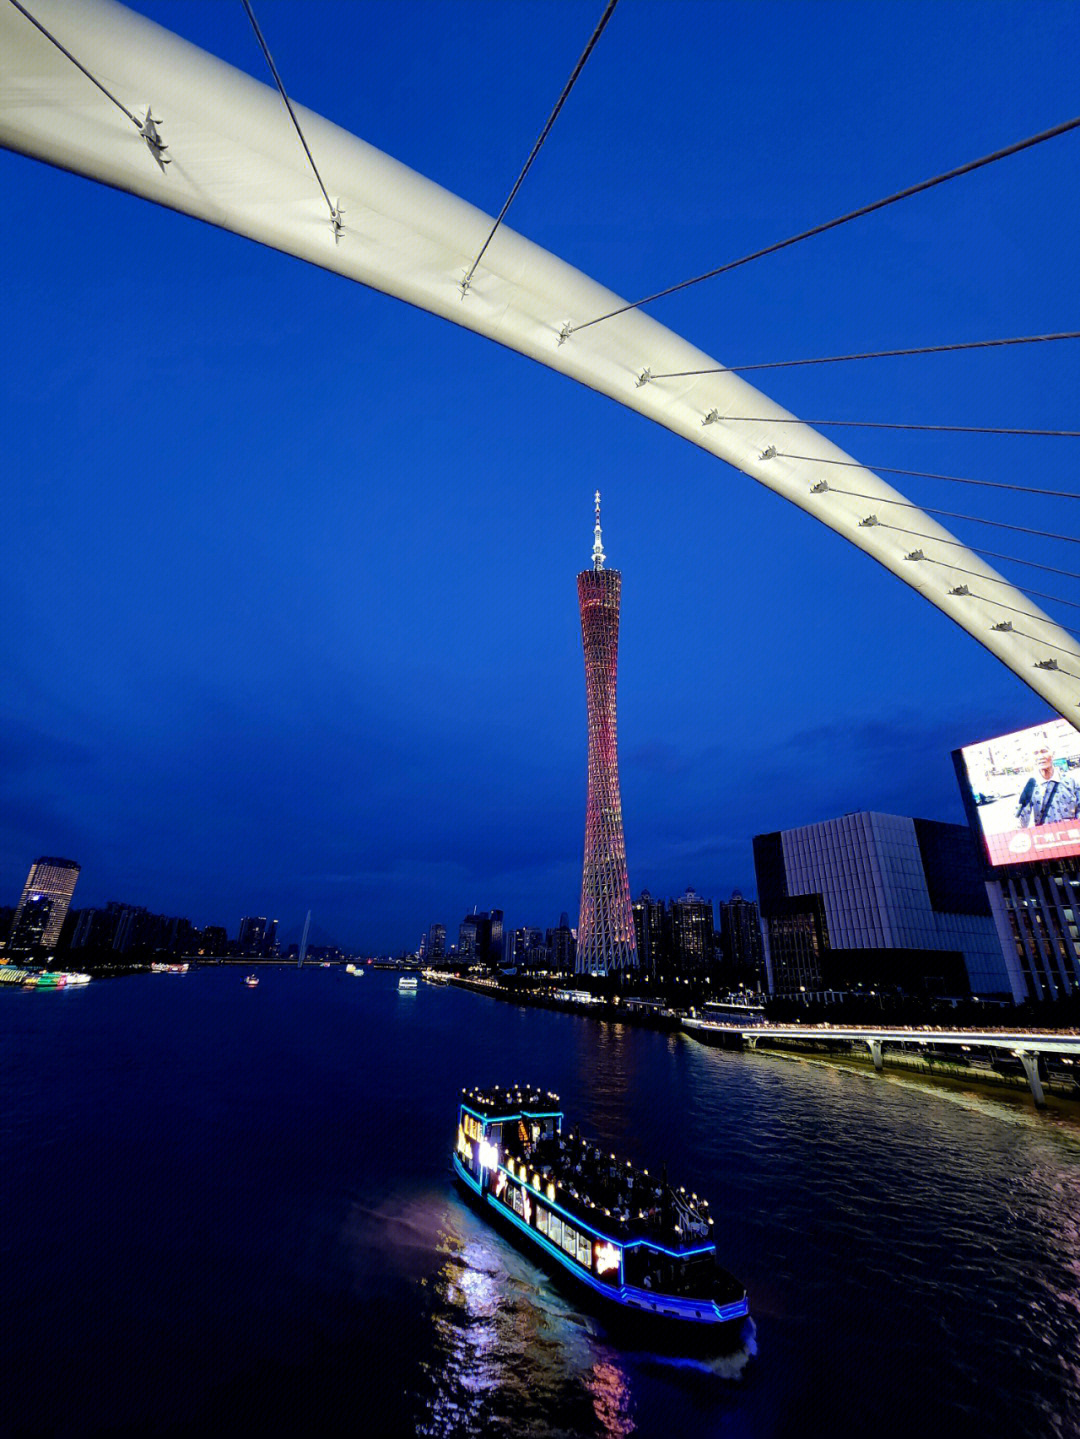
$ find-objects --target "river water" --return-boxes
[4,969,1079,1437]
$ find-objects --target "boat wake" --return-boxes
[628,1318,757,1379]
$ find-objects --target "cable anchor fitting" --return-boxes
[635,369,652,388]
[949,586,970,596]
[1035,658,1059,671]
[138,107,169,171]
[330,202,344,243]
[759,445,777,460]
[906,549,925,561]
[702,410,721,427]
[859,515,879,527]
[810,480,829,494]
[556,322,574,347]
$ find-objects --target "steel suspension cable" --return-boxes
[566,118,1080,333]
[7,0,140,124]
[768,453,1080,501]
[951,591,1080,641]
[646,331,1080,379]
[865,522,1080,582]
[241,0,340,233]
[1001,630,1080,657]
[815,487,1080,545]
[461,0,619,296]
[723,417,1080,438]
[923,560,1080,611]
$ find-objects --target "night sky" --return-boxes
[2,1,1078,951]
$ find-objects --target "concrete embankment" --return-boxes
[729,1032,1080,1108]
[447,976,682,1031]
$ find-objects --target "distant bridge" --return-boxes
[683,1019,1080,1108]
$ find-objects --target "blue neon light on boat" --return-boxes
[485,1185,747,1324]
[453,1152,482,1196]
[461,1103,563,1125]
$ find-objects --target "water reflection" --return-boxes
[413,1197,635,1437]
[583,1358,635,1436]
[395,1183,763,1438]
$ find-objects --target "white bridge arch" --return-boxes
[2,0,1077,724]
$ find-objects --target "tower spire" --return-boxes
[591,489,606,571]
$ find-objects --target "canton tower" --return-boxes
[576,492,638,974]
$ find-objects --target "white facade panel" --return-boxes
[778,812,1011,995]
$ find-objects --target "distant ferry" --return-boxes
[453,1086,749,1347]
[398,975,418,992]
[18,971,91,990]
[244,974,259,988]
[345,964,365,977]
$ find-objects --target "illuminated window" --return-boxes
[550,1217,563,1247]
[537,1206,549,1236]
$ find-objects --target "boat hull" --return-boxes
[453,1156,750,1353]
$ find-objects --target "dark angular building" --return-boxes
[753,812,1009,999]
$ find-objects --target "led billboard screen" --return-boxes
[958,717,1080,867]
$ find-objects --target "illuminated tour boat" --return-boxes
[453,1085,749,1345]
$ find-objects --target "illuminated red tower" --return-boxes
[577,492,638,974]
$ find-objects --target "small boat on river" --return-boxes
[453,1085,749,1348]
[244,974,259,988]
[398,975,418,992]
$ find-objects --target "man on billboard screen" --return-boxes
[959,718,1080,867]
[1015,743,1080,828]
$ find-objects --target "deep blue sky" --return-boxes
[2,1,1078,951]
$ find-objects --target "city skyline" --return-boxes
[2,2,1078,950]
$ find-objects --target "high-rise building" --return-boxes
[511,926,547,969]
[669,888,715,974]
[632,890,668,978]
[200,925,228,957]
[427,923,446,962]
[458,917,478,961]
[549,912,576,972]
[8,857,80,954]
[459,910,504,966]
[576,493,637,975]
[753,813,1010,998]
[488,909,504,967]
[238,916,267,957]
[716,890,766,990]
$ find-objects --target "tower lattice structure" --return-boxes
[576,493,637,974]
